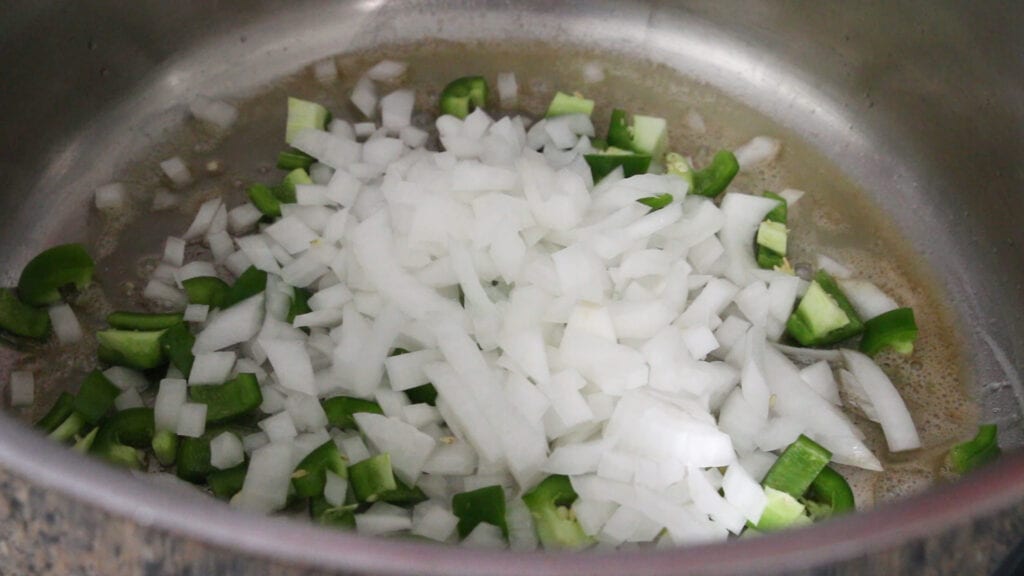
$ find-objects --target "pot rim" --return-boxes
[2,413,1021,575]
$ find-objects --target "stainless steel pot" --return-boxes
[0,1,1022,574]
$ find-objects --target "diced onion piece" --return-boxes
[154,379,187,432]
[114,387,145,411]
[356,502,412,536]
[234,441,294,513]
[48,304,83,344]
[189,351,236,385]
[351,76,378,119]
[103,366,148,391]
[189,96,239,130]
[210,431,245,470]
[143,280,188,309]
[497,72,518,106]
[176,403,207,438]
[381,90,415,131]
[842,350,921,452]
[183,198,223,240]
[366,60,408,81]
[734,136,782,171]
[324,470,348,506]
[838,279,899,320]
[258,411,298,442]
[193,294,265,353]
[582,62,605,84]
[354,412,436,485]
[184,304,210,323]
[160,156,193,188]
[312,59,338,83]
[411,501,459,542]
[94,183,127,211]
[8,371,34,407]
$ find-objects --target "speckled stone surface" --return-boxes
[1,464,1023,575]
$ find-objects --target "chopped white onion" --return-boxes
[842,350,921,452]
[312,59,338,83]
[351,76,378,119]
[210,431,245,469]
[114,387,145,411]
[189,96,239,130]
[48,304,83,344]
[94,182,127,211]
[175,402,208,438]
[154,379,187,432]
[366,60,408,82]
[184,304,210,323]
[189,351,236,385]
[160,156,193,187]
[8,371,34,407]
[734,136,782,171]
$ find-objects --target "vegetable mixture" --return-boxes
[1,57,998,549]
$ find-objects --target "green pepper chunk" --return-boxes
[804,466,855,520]
[452,485,509,539]
[691,150,740,198]
[950,424,1000,474]
[209,462,248,499]
[277,149,316,171]
[73,427,99,454]
[545,92,595,118]
[583,152,652,183]
[756,191,789,270]
[286,97,329,144]
[440,76,488,119]
[278,168,312,202]
[189,373,262,423]
[97,329,168,370]
[182,277,230,308]
[0,289,50,339]
[16,243,95,306]
[754,487,811,532]
[106,311,184,331]
[292,440,348,498]
[763,190,788,223]
[786,271,864,347]
[176,435,213,484]
[287,288,312,324]
[665,152,694,187]
[860,307,918,357]
[404,384,438,407]
[90,407,153,469]
[35,392,76,433]
[348,453,398,503]
[310,497,357,529]
[73,370,121,424]
[606,109,633,151]
[95,407,155,448]
[152,429,179,467]
[380,478,428,507]
[762,434,833,500]
[521,475,592,550]
[49,412,86,443]
[160,322,196,377]
[322,396,384,430]
[247,184,283,218]
[637,193,673,211]
[810,270,863,341]
[223,266,268,308]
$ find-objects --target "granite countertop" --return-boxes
[1,464,1023,575]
